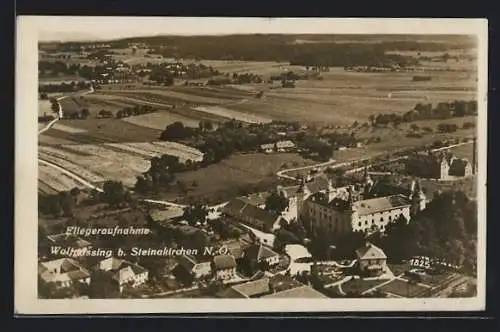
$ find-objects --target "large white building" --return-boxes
[288,169,426,236]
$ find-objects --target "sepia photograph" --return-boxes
[15,17,487,314]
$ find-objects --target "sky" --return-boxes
[29,17,487,42]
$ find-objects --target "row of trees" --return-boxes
[367,100,478,127]
[39,181,132,217]
[39,81,91,93]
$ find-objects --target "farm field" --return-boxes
[105,141,204,163]
[192,105,271,124]
[38,141,203,189]
[39,118,162,145]
[98,89,231,106]
[39,144,150,187]
[152,152,315,204]
[38,161,86,194]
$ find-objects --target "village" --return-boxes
[37,34,479,300]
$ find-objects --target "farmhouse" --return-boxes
[222,198,284,233]
[97,257,149,292]
[243,243,280,273]
[38,258,91,288]
[276,140,296,152]
[260,143,275,154]
[175,254,213,280]
[212,254,237,280]
[259,140,296,153]
[355,242,388,277]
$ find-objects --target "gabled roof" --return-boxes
[224,240,245,259]
[46,234,92,248]
[304,176,331,194]
[213,254,237,270]
[244,243,279,262]
[231,278,271,298]
[276,140,295,148]
[262,285,328,298]
[355,242,387,260]
[177,255,197,271]
[38,258,90,283]
[100,257,148,283]
[353,194,411,216]
[223,198,280,229]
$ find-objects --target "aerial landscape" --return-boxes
[36,31,479,301]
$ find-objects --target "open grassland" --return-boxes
[39,118,162,145]
[154,152,314,204]
[38,162,86,193]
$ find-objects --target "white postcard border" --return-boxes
[15,16,488,314]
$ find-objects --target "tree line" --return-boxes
[367,100,478,128]
[39,81,91,93]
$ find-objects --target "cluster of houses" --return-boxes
[38,235,151,294]
[260,140,296,154]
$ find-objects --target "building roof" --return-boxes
[238,193,269,207]
[100,257,148,283]
[224,240,245,259]
[276,140,295,149]
[262,285,328,298]
[353,194,411,216]
[449,158,471,175]
[244,243,279,262]
[355,242,387,260]
[279,185,301,198]
[231,278,271,298]
[260,143,275,150]
[213,254,237,270]
[46,233,92,248]
[38,258,90,283]
[305,176,331,194]
[223,198,280,230]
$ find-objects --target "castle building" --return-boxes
[297,169,426,236]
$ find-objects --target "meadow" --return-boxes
[152,152,314,204]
